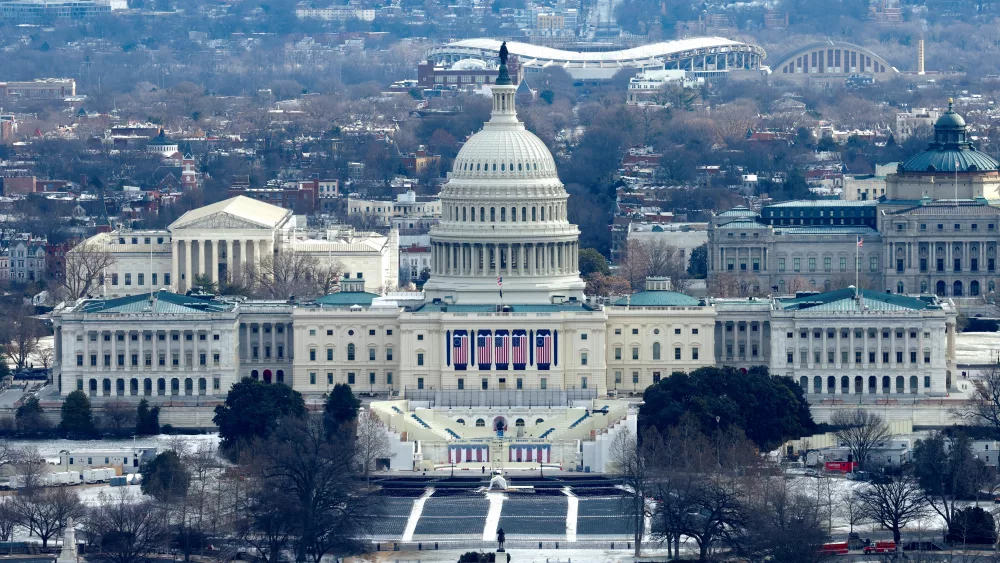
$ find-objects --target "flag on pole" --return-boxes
[497,276,503,299]
[857,236,864,248]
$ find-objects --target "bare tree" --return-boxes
[619,239,692,291]
[831,409,893,470]
[15,487,85,548]
[250,251,343,300]
[0,496,20,541]
[354,410,393,486]
[839,488,870,534]
[32,346,54,370]
[609,426,651,557]
[2,306,43,370]
[86,488,166,563]
[62,241,116,300]
[964,362,1000,434]
[101,402,137,437]
[12,446,49,492]
[857,474,928,545]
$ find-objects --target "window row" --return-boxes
[613,327,699,336]
[75,352,222,367]
[612,343,700,361]
[308,344,393,362]
[787,349,931,365]
[306,371,393,387]
[105,272,171,286]
[448,204,563,223]
[78,376,220,396]
[800,375,929,394]
[79,331,221,342]
[789,328,929,339]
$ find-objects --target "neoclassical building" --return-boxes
[73,196,398,297]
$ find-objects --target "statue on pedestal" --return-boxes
[497,527,506,551]
[56,517,77,563]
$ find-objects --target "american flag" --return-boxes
[452,332,469,369]
[857,236,863,248]
[536,332,552,367]
[495,332,509,366]
[477,332,492,367]
[512,332,527,367]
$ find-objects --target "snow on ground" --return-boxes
[956,332,1000,366]
[346,548,672,563]
[13,432,220,459]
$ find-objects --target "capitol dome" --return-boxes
[423,46,585,305]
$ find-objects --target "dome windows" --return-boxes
[518,163,522,171]
[501,163,505,171]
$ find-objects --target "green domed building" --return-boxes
[885,100,1000,202]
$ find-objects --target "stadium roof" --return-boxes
[441,37,760,64]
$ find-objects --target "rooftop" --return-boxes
[73,290,234,314]
[441,37,761,64]
[776,288,938,312]
[313,291,381,307]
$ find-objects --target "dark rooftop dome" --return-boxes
[900,99,999,174]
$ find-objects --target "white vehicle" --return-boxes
[83,468,116,484]
[42,471,81,486]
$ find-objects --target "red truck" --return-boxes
[864,541,896,554]
[820,542,849,555]
[824,461,859,473]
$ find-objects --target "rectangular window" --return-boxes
[910,351,917,363]
[924,376,931,388]
[200,353,208,366]
[808,257,816,272]
[213,353,220,365]
[387,348,393,361]
[632,347,639,360]
[801,350,808,364]
[675,347,682,360]
[787,353,794,364]
[653,371,661,383]
[778,258,785,272]
[152,273,157,286]
[752,258,760,271]
[824,257,831,272]
[924,352,930,363]
[614,328,621,335]
[540,378,547,390]
[417,353,424,366]
[457,378,464,390]
[615,371,622,384]
[828,351,834,364]
[164,273,170,285]
[870,257,878,272]
[481,378,488,390]
[369,348,376,361]
[327,349,333,361]
[869,352,875,363]
[369,329,376,336]
[793,258,800,272]
[692,348,699,360]
[972,258,979,272]
[327,372,333,385]
[76,354,83,366]
[387,329,393,335]
[327,329,333,336]
[581,352,588,366]
[954,259,962,272]
[137,273,144,285]
[309,372,316,385]
[111,273,118,285]
[125,273,132,285]
[920,258,927,272]
[369,372,376,384]
[581,333,588,340]
[632,371,639,384]
[348,372,356,385]
[840,257,847,271]
[883,351,889,363]
[855,351,862,364]
[309,349,316,361]
[614,347,622,360]
[896,351,903,363]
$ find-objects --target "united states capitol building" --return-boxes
[49,51,960,467]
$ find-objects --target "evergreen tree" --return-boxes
[59,390,96,438]
[15,396,50,436]
[323,383,361,437]
[213,377,306,461]
[135,399,161,436]
[140,450,190,502]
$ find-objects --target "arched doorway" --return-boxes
[954,281,963,296]
[971,280,980,296]
[89,378,97,396]
[103,379,111,396]
[826,376,835,393]
[263,369,273,384]
[854,376,863,394]
[116,379,125,395]
[251,370,259,380]
[882,376,890,393]
[936,280,946,296]
[276,370,284,384]
[868,376,877,393]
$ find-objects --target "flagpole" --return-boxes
[855,236,860,300]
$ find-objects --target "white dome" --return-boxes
[450,124,558,181]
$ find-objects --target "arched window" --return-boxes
[515,419,525,427]
[799,376,808,391]
[536,418,544,424]
[480,207,485,222]
[936,280,946,296]
[840,376,849,393]
[184,378,193,395]
[463,208,467,221]
[347,343,356,361]
[909,375,918,394]
[171,378,180,395]
[129,378,138,395]
[251,370,259,380]
[954,280,963,296]
[813,376,822,394]
[897,282,904,294]
[157,378,166,395]
[89,378,97,394]
[500,207,506,222]
[103,378,111,396]
[826,376,835,393]
[522,207,527,222]
[456,418,465,424]
[116,379,125,395]
[475,419,485,427]
[882,376,890,393]
[854,376,863,394]
[198,378,207,394]
[490,207,496,222]
[971,280,980,296]
[868,376,877,393]
[143,378,152,396]
[895,376,904,393]
[652,342,661,360]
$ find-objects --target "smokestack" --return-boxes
[918,39,925,75]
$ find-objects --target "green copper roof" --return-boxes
[613,291,700,307]
[777,288,933,312]
[76,290,233,314]
[413,302,593,313]
[314,291,380,307]
[901,102,999,173]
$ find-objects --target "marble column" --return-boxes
[209,240,219,287]
[171,239,180,292]
[221,240,230,285]
[183,240,192,293]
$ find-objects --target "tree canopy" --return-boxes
[135,398,161,436]
[59,390,96,438]
[213,378,307,459]
[140,450,191,502]
[323,383,361,437]
[578,248,610,277]
[639,367,815,451]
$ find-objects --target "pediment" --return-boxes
[172,212,274,231]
